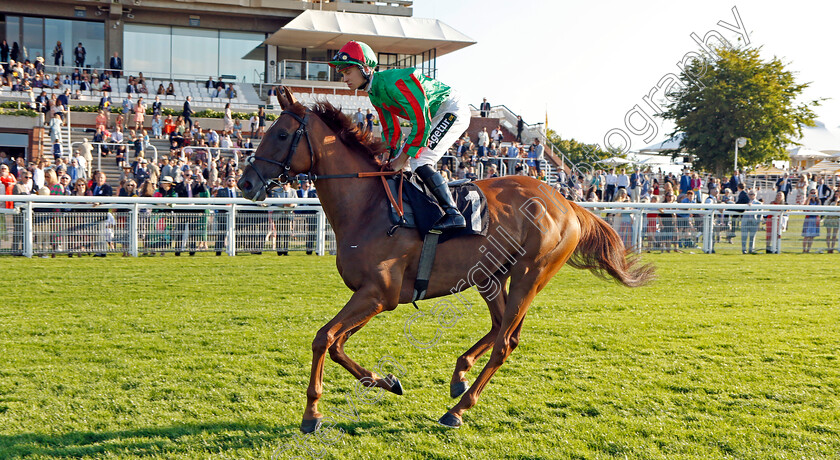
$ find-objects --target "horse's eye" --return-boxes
[277,130,289,141]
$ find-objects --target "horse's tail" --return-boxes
[566,201,655,287]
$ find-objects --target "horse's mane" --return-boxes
[295,101,389,168]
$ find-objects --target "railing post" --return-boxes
[703,211,714,253]
[66,109,72,159]
[227,204,237,256]
[130,203,139,257]
[631,209,643,253]
[316,207,326,256]
[771,212,780,254]
[23,202,33,258]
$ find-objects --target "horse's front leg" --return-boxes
[302,287,390,433]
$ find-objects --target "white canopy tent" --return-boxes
[596,157,635,165]
[263,10,476,57]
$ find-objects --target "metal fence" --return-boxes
[0,196,330,258]
[2,197,839,257]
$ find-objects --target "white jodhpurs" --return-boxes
[409,91,471,171]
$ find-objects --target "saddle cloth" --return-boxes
[386,173,489,243]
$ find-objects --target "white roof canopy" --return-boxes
[264,10,476,56]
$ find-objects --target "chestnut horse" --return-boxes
[238,87,654,432]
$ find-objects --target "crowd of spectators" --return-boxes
[440,129,546,182]
[549,166,840,254]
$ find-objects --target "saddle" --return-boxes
[383,173,489,304]
[384,172,488,244]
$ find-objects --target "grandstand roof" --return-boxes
[263,10,475,56]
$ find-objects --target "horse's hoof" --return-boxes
[450,381,469,399]
[438,412,462,428]
[300,417,322,434]
[386,374,404,395]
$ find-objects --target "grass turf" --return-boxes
[1,253,838,459]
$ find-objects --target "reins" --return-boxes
[247,108,406,219]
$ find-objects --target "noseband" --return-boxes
[246,109,315,190]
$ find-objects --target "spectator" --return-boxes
[516,115,524,143]
[0,164,16,209]
[816,177,832,205]
[109,52,122,78]
[152,95,163,117]
[353,108,365,131]
[257,107,266,138]
[479,97,490,117]
[122,93,134,117]
[73,42,86,68]
[296,180,318,255]
[741,189,762,254]
[764,191,787,254]
[214,176,240,256]
[477,127,489,158]
[629,167,641,202]
[49,113,64,162]
[132,96,145,130]
[91,171,114,197]
[52,41,64,66]
[224,103,234,133]
[802,189,821,253]
[225,83,236,99]
[151,114,163,139]
[183,96,194,130]
[604,168,617,202]
[365,109,374,132]
[775,172,792,203]
[616,168,629,193]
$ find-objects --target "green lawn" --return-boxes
[1,253,838,459]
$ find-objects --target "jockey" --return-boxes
[329,40,467,231]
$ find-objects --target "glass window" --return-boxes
[44,19,72,67]
[219,30,264,83]
[22,16,43,62]
[283,61,302,80]
[72,20,105,70]
[171,27,217,80]
[124,24,172,78]
[307,62,329,81]
[5,16,21,58]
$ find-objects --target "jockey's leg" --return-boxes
[409,92,471,231]
[415,164,466,230]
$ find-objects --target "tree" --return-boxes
[659,46,820,176]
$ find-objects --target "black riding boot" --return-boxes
[415,164,466,231]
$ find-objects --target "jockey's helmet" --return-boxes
[329,41,378,74]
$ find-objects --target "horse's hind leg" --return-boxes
[439,263,555,428]
[328,323,404,395]
[449,280,507,398]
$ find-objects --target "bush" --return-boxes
[0,107,39,117]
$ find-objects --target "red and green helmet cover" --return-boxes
[329,41,378,71]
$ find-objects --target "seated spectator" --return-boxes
[157,83,166,95]
[166,83,175,96]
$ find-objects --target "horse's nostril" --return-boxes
[242,180,252,190]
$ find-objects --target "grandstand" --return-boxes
[1,0,562,186]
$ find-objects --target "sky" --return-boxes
[412,0,840,151]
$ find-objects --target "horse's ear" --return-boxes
[277,86,297,110]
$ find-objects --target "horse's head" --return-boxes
[239,86,315,201]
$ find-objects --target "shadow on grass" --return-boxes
[0,421,303,458]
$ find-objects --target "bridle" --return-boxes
[245,108,400,193]
[246,109,315,191]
